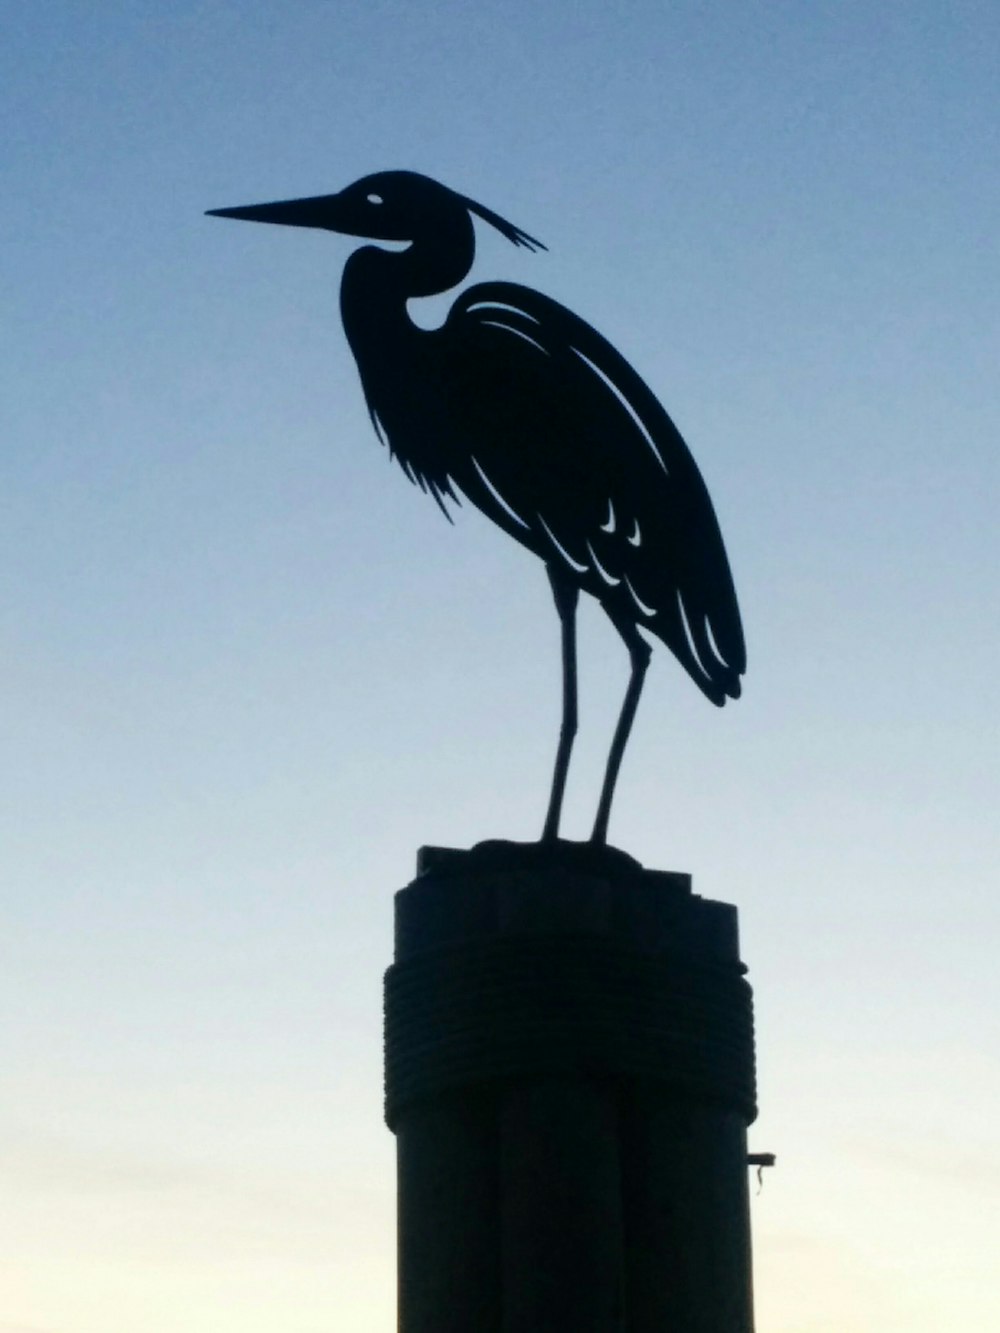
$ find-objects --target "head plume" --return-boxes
[462,195,547,252]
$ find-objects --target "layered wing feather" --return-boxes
[434,281,745,704]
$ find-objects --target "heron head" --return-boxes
[207,170,545,252]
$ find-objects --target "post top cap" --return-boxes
[416,839,691,894]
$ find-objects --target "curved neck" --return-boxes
[342,209,476,320]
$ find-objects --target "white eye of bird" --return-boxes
[367,193,384,205]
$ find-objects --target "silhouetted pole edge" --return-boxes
[385,841,758,1332]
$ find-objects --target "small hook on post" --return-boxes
[747,1151,776,1193]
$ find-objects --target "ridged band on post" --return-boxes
[385,933,755,1130]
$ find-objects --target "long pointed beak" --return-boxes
[206,193,340,230]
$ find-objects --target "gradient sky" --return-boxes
[3,3,998,1330]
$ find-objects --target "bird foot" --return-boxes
[426,837,645,880]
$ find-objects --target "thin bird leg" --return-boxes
[541,564,580,843]
[590,607,652,846]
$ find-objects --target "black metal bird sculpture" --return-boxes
[208,171,745,845]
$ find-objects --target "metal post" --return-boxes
[385,841,757,1332]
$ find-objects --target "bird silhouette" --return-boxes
[208,170,745,845]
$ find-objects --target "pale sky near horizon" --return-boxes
[3,2,999,1330]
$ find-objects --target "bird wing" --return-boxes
[441,281,746,701]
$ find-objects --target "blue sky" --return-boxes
[3,3,998,1329]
